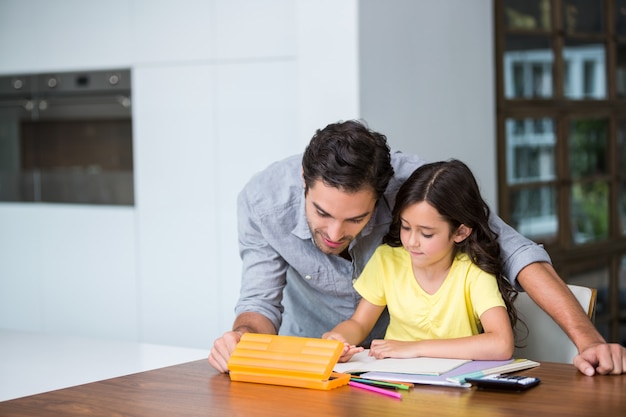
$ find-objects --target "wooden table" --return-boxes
[0,360,624,417]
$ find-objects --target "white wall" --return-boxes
[0,0,495,349]
[0,0,359,348]
[359,0,497,207]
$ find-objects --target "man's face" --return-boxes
[304,179,377,256]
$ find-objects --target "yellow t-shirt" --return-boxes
[354,245,506,341]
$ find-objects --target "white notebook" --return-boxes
[333,350,470,376]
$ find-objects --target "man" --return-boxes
[209,120,625,375]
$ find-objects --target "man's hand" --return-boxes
[516,263,626,376]
[208,331,242,373]
[574,342,626,376]
[208,312,277,373]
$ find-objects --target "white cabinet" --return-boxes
[214,0,296,59]
[132,0,215,63]
[0,0,360,348]
[0,0,132,72]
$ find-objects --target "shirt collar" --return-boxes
[292,193,312,240]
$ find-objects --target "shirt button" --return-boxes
[304,275,312,280]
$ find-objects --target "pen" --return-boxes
[348,380,402,399]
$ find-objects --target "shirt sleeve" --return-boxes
[488,213,552,289]
[233,185,288,332]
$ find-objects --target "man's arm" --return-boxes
[208,181,289,373]
[517,262,625,375]
[232,311,278,335]
[208,312,277,373]
[488,213,625,375]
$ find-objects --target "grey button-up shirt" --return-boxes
[235,152,551,343]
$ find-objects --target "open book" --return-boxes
[333,350,470,376]
[333,350,540,388]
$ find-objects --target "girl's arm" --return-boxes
[323,299,385,361]
[369,306,514,361]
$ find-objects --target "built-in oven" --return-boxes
[0,68,133,205]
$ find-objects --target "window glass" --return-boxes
[510,186,557,242]
[562,0,604,34]
[504,35,553,99]
[618,43,626,98]
[506,118,556,184]
[619,120,626,176]
[568,120,608,242]
[570,181,609,244]
[504,0,552,31]
[616,0,626,36]
[563,41,606,99]
[568,119,608,178]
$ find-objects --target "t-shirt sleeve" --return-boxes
[468,267,507,319]
[353,247,388,307]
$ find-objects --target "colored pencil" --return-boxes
[349,377,410,390]
[348,380,402,399]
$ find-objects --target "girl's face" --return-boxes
[399,201,469,269]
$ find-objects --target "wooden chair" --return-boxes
[513,284,597,363]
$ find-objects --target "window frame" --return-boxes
[495,0,626,344]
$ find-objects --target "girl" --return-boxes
[323,159,520,361]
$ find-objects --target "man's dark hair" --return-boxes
[302,120,394,198]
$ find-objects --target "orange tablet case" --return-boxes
[228,333,351,390]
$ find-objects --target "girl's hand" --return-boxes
[369,339,418,359]
[338,343,364,362]
[322,332,364,362]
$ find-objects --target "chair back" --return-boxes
[513,284,597,363]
